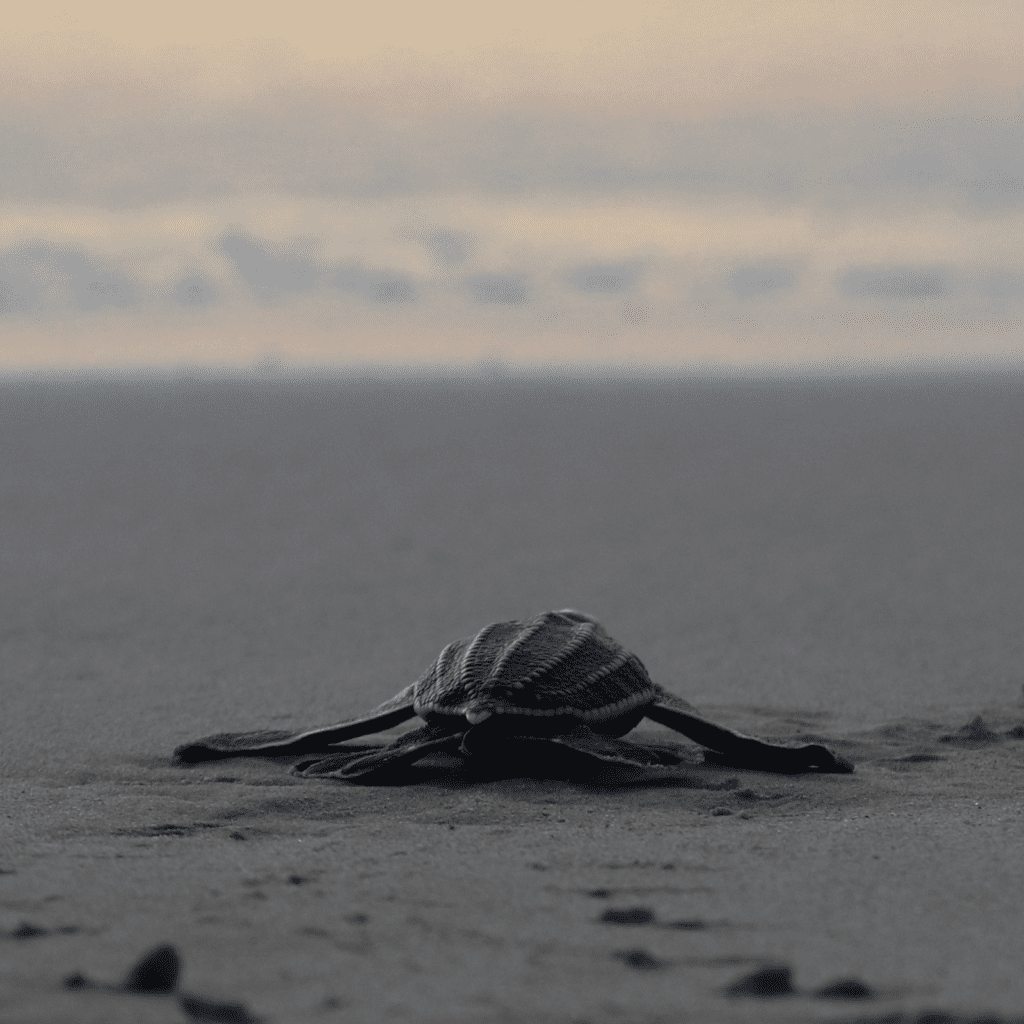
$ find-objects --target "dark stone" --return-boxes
[726,965,796,997]
[121,944,181,993]
[11,922,47,939]
[613,947,666,971]
[815,978,875,999]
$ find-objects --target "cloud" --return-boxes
[218,231,325,297]
[2,228,1020,373]
[217,230,418,304]
[418,228,475,268]
[568,263,640,294]
[979,271,1024,314]
[331,264,418,303]
[2,87,1021,215]
[467,275,529,305]
[0,240,138,315]
[837,266,952,301]
[0,230,425,317]
[729,265,798,299]
[369,280,416,303]
[173,276,217,307]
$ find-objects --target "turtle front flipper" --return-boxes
[296,720,466,782]
[173,684,419,763]
[645,688,854,774]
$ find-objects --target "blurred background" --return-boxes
[1,1,1022,371]
[2,371,1022,778]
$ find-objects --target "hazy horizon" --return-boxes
[2,2,1022,371]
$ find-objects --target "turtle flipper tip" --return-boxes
[173,742,224,764]
[800,744,854,773]
[822,748,855,774]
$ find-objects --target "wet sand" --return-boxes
[2,370,1023,1023]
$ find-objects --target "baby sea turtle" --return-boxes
[174,610,853,781]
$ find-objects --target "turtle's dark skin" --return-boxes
[174,610,854,782]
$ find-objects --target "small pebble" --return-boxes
[613,947,666,971]
[710,806,732,816]
[122,944,181,993]
[815,978,874,999]
[726,964,796,997]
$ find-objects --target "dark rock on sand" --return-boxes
[9,921,48,939]
[121,944,181,993]
[613,947,666,971]
[815,977,875,999]
[726,964,796,997]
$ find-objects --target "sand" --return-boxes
[4,709,1024,1023]
[2,370,1024,1023]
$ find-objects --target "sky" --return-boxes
[1,1,1022,371]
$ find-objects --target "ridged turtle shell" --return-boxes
[411,609,658,724]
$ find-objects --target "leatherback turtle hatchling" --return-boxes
[174,609,853,781]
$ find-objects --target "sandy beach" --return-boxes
[2,370,1023,1024]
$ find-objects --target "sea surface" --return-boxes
[2,368,1023,776]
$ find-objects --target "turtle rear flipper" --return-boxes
[458,722,685,781]
[297,721,465,782]
[645,688,853,774]
[173,685,418,763]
